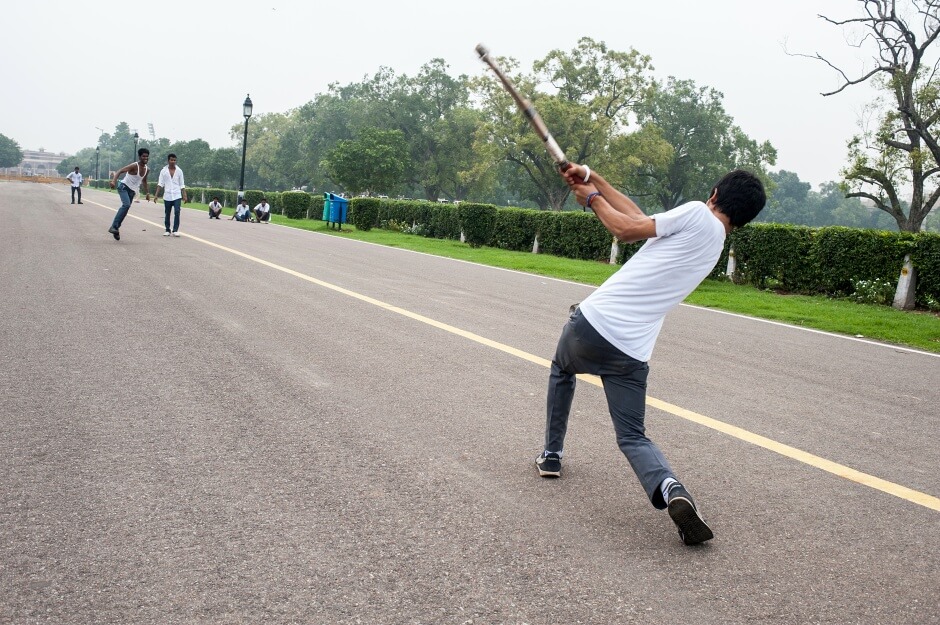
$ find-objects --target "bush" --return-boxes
[266,191,281,214]
[731,224,816,290]
[721,222,940,303]
[204,188,229,206]
[457,202,498,248]
[911,232,940,306]
[850,278,896,305]
[492,208,540,251]
[536,210,612,261]
[428,204,461,240]
[280,191,311,219]
[243,189,267,209]
[350,197,380,231]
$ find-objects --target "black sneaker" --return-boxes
[535,451,562,478]
[108,226,120,241]
[666,483,714,545]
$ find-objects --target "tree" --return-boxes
[321,127,409,196]
[809,0,940,231]
[0,133,24,168]
[475,38,654,210]
[757,171,898,228]
[631,77,777,210]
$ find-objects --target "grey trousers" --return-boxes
[545,307,675,509]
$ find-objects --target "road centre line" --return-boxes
[79,192,940,513]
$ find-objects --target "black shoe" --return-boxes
[535,451,562,478]
[666,483,713,545]
[78,202,83,204]
[108,226,120,241]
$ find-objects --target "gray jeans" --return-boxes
[545,307,674,509]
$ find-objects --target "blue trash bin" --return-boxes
[335,196,349,226]
[325,193,348,229]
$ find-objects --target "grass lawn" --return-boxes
[183,200,940,353]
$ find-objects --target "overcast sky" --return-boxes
[2,0,888,187]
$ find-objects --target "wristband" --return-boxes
[582,164,591,183]
[586,191,602,209]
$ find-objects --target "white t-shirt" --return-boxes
[579,201,726,362]
[209,200,222,211]
[236,204,250,217]
[254,202,270,215]
[66,171,83,187]
[157,165,186,201]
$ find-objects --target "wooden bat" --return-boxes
[476,43,571,172]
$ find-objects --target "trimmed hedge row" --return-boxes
[280,191,313,219]
[719,225,940,305]
[348,197,940,304]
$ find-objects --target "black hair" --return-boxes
[212,196,220,200]
[168,153,177,160]
[138,148,150,157]
[712,169,766,228]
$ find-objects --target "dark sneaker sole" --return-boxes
[668,497,714,545]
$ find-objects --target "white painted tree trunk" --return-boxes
[532,234,539,254]
[893,254,916,310]
[609,237,619,264]
[460,230,465,244]
[726,247,737,280]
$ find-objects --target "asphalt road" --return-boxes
[2,181,938,625]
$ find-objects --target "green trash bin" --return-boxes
[322,192,331,221]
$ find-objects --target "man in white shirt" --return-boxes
[152,153,188,236]
[231,198,252,222]
[253,197,271,223]
[208,196,223,219]
[536,164,766,546]
[66,166,83,204]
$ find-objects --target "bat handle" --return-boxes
[558,161,571,172]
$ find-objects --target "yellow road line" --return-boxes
[83,192,940,513]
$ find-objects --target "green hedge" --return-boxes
[457,202,498,248]
[492,208,540,251]
[243,189,267,210]
[280,191,312,219]
[535,210,612,261]
[350,197,380,231]
[724,224,939,302]
[911,233,940,304]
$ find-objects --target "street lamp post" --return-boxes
[95,146,100,182]
[238,94,253,200]
[133,132,139,162]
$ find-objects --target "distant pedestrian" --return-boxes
[66,166,83,204]
[254,197,271,223]
[108,148,151,241]
[208,196,223,219]
[230,198,252,222]
[152,153,188,237]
